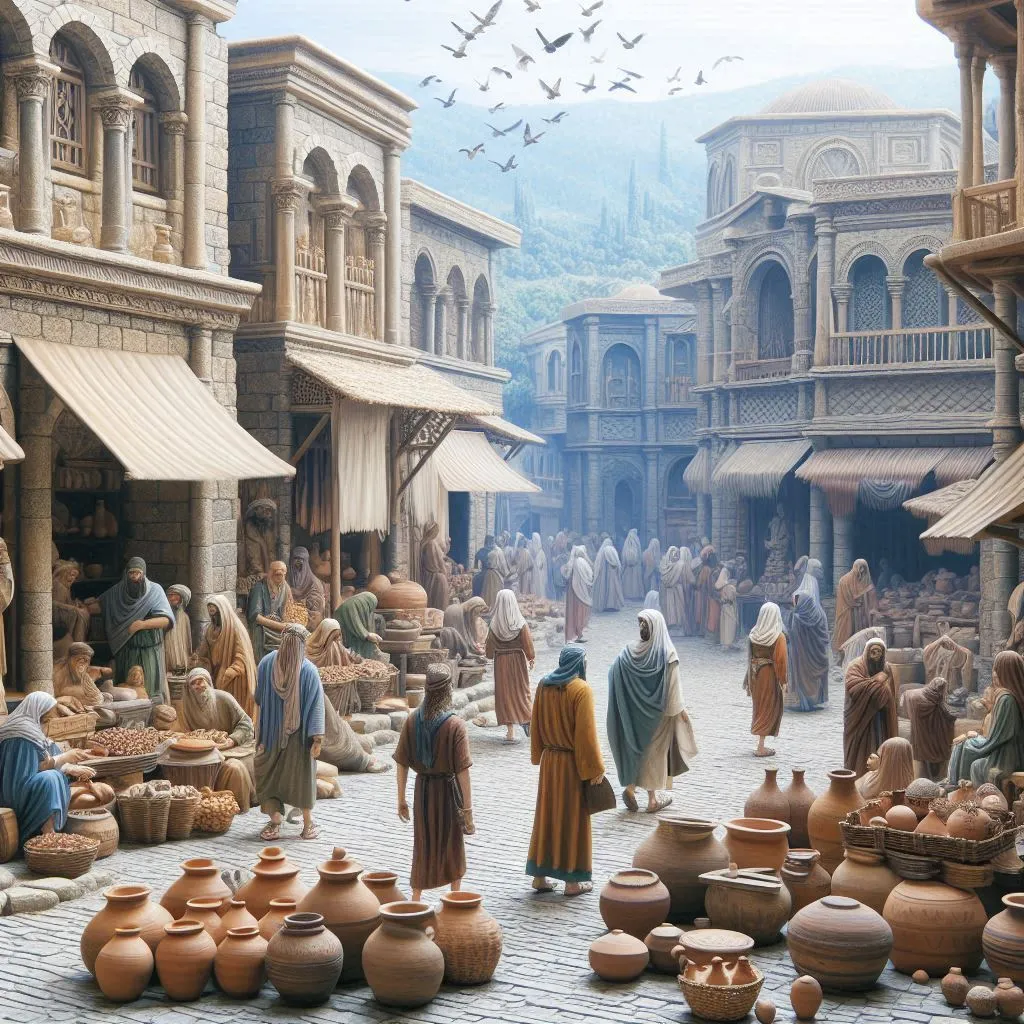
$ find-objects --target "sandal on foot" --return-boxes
[531,880,554,894]
[622,788,639,812]
[260,823,281,841]
[502,736,517,745]
[564,882,593,898]
[299,821,320,840]
[646,794,673,814]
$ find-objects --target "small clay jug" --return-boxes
[784,768,816,848]
[983,893,1024,985]
[266,912,344,1006]
[235,846,308,921]
[588,929,649,983]
[807,769,861,874]
[361,870,406,906]
[731,956,759,986]
[363,901,445,1007]
[432,891,503,985]
[644,923,682,974]
[258,898,297,941]
[941,966,970,1006]
[214,926,268,998]
[781,850,831,916]
[744,767,791,823]
[95,927,153,1003]
[81,884,174,976]
[996,978,1024,1019]
[706,956,730,986]
[65,809,119,860]
[219,898,259,936]
[181,897,227,945]
[599,868,672,939]
[155,920,217,1001]
[790,975,823,1019]
[160,859,232,920]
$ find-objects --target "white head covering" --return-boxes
[568,546,594,604]
[595,537,621,571]
[489,589,527,643]
[748,601,784,647]
[794,558,823,605]
[625,609,679,672]
[643,591,660,610]
[0,692,57,755]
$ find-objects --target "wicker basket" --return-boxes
[322,681,361,717]
[83,751,161,779]
[356,664,399,712]
[161,760,222,791]
[116,793,170,844]
[44,710,98,741]
[941,859,994,891]
[166,793,201,841]
[23,836,99,879]
[678,971,764,1022]
[167,673,187,704]
[112,699,155,728]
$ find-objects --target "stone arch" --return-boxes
[719,156,736,211]
[798,136,866,188]
[411,250,437,352]
[739,246,795,296]
[546,348,563,393]
[893,233,946,271]
[0,0,34,58]
[342,156,381,212]
[120,38,183,105]
[664,455,694,509]
[707,161,720,217]
[444,265,467,357]
[301,145,340,196]
[470,274,491,362]
[837,240,895,282]
[848,253,891,332]
[569,336,584,404]
[602,457,644,539]
[41,5,117,87]
[902,248,943,329]
[751,259,794,360]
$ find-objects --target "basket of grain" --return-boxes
[24,832,100,878]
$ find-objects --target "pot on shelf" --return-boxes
[807,769,862,875]
[599,868,671,940]
[722,818,791,871]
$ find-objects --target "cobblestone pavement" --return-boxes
[0,606,983,1023]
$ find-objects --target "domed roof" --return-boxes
[760,79,900,115]
[614,283,670,301]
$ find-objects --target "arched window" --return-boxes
[666,458,693,509]
[569,341,583,404]
[756,262,795,359]
[902,250,942,329]
[50,34,87,174]
[807,146,860,186]
[849,255,891,332]
[130,66,160,192]
[412,253,436,352]
[706,163,719,218]
[719,158,735,211]
[602,344,641,408]
[546,350,563,392]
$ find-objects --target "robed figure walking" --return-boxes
[562,546,594,642]
[788,567,831,712]
[621,529,644,602]
[744,602,787,757]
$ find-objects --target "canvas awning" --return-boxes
[683,446,713,494]
[470,414,545,446]
[904,480,980,556]
[0,425,24,467]
[16,337,294,482]
[431,430,540,494]
[710,439,811,498]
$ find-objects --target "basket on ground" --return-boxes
[677,970,765,1022]
[117,791,170,844]
[166,792,201,841]
[356,664,399,712]
[23,834,99,878]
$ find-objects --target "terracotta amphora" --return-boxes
[599,868,672,939]
[234,846,308,920]
[806,769,861,874]
[983,892,1024,984]
[214,926,268,998]
[180,897,227,945]
[160,859,232,920]
[941,966,970,1006]
[722,818,791,871]
[258,898,297,941]
[94,927,153,1003]
[363,901,444,1007]
[219,898,259,936]
[745,767,791,823]
[830,848,900,917]
[784,768,817,848]
[780,849,831,916]
[432,891,503,985]
[360,870,406,906]
[155,920,217,1001]
[81,884,173,976]
[266,912,344,1006]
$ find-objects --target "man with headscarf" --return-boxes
[834,558,877,654]
[843,637,898,777]
[165,584,193,676]
[593,537,625,613]
[89,558,173,703]
[642,537,662,595]
[788,562,831,713]
[549,532,570,600]
[695,546,719,637]
[607,610,696,813]
[904,675,957,781]
[562,545,594,642]
[195,594,259,720]
[52,642,115,727]
[923,633,973,693]
[745,602,788,757]
[52,559,91,644]
[471,534,494,599]
[180,667,257,812]
[394,664,474,901]
[241,498,279,591]
[659,546,689,634]
[529,533,549,599]
[420,522,451,611]
[288,547,327,631]
[482,541,511,609]
[247,559,291,662]
[621,529,644,602]
[716,560,739,649]
[255,624,325,841]
[486,589,535,743]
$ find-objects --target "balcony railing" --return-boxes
[295,244,326,328]
[956,179,1018,241]
[663,376,692,404]
[828,325,993,368]
[532,474,564,498]
[345,255,376,340]
[732,356,792,382]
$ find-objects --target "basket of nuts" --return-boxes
[117,781,172,844]
[192,787,239,835]
[23,832,100,878]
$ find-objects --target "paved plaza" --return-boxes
[0,607,980,1023]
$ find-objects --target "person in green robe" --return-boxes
[247,559,291,662]
[947,649,1024,787]
[335,591,383,660]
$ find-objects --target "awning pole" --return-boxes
[330,397,342,612]
[290,414,330,467]
[397,417,457,499]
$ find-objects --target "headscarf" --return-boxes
[793,559,823,605]
[542,644,586,687]
[246,498,276,519]
[991,650,1024,720]
[168,584,192,607]
[413,663,454,768]
[643,591,660,610]
[288,547,324,606]
[305,618,350,669]
[0,692,57,755]
[205,593,258,684]
[748,601,785,647]
[336,592,377,643]
[643,538,662,573]
[462,597,487,645]
[595,537,621,571]
[529,533,543,558]
[623,529,641,564]
[566,546,594,605]
[438,626,470,661]
[98,558,174,655]
[489,589,526,643]
[272,625,308,749]
[850,558,874,600]
[182,667,214,725]
[857,736,915,799]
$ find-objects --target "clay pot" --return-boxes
[181,898,227,945]
[807,769,861,874]
[915,810,949,836]
[363,901,444,1007]
[631,815,729,922]
[214,926,268,998]
[968,985,998,1018]
[81,884,174,976]
[378,579,428,610]
[65,809,119,860]
[755,997,777,1024]
[258,898,297,941]
[700,866,791,946]
[235,846,308,921]
[996,978,1024,1019]
[160,859,232,920]
[885,805,918,831]
[94,927,154,1003]
[781,849,831,916]
[219,898,260,936]
[644,923,682,973]
[588,929,649,982]
[599,868,672,939]
[787,895,892,991]
[722,818,791,871]
[266,912,344,1006]
[983,893,1024,984]
[361,870,406,906]
[745,767,791,823]
[297,849,380,982]
[367,575,392,598]
[155,920,217,1001]
[941,966,970,1006]
[784,768,817,848]
[830,848,901,917]
[432,891,502,985]
[950,780,976,805]
[883,880,987,976]
[947,804,992,841]
[790,975,823,1020]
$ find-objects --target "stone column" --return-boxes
[365,213,388,342]
[886,276,906,331]
[710,281,725,382]
[957,44,975,190]
[456,299,471,360]
[435,289,449,357]
[10,59,57,236]
[696,282,713,387]
[95,89,139,253]
[273,179,302,324]
[792,273,813,373]
[832,284,852,334]
[160,111,188,244]
[383,146,403,344]
[184,13,210,270]
[943,284,958,327]
[321,201,353,334]
[813,218,836,366]
[1,74,17,151]
[808,485,832,594]
[993,55,1017,180]
[972,55,987,188]
[422,286,438,354]
[832,514,853,595]
[483,303,497,365]
[189,326,215,638]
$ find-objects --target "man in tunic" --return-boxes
[621,529,644,602]
[52,642,115,727]
[482,545,510,609]
[472,535,494,598]
[485,589,535,743]
[607,610,696,813]
[593,538,625,612]
[527,645,605,896]
[562,545,594,642]
[52,560,91,644]
[420,522,451,611]
[642,537,662,595]
[241,498,279,591]
[0,538,12,706]
[394,664,474,901]
[247,559,291,662]
[904,675,956,781]
[165,584,192,676]
[833,559,877,654]
[512,534,535,598]
[255,625,325,841]
[194,593,259,720]
[180,667,256,813]
[288,547,327,631]
[90,559,173,704]
[843,637,898,777]
[923,633,973,693]
[695,546,719,637]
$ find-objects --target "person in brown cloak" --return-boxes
[843,637,898,777]
[903,676,956,781]
[834,559,877,654]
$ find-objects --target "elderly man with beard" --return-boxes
[164,584,192,676]
[255,625,325,841]
[180,667,256,812]
[843,637,898,777]
[247,559,291,662]
[194,594,258,720]
[52,642,116,727]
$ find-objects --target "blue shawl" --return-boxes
[542,644,586,687]
[99,560,174,655]
[412,706,455,769]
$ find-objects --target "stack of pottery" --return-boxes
[155,920,217,1001]
[599,869,671,940]
[363,901,444,1007]
[94,927,154,1003]
[214,926,268,999]
[784,769,817,848]
[675,954,765,1021]
[744,768,792,824]
[786,896,892,991]
[982,893,1024,984]
[266,912,344,1006]
[699,866,791,946]
[807,769,862,874]
[81,884,174,976]
[160,859,232,920]
[830,848,901,917]
[780,850,831,916]
[722,818,791,871]
[632,816,729,922]
[235,846,309,920]
[432,891,503,985]
[588,929,649,982]
[672,927,755,967]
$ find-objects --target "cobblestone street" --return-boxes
[0,607,979,1023]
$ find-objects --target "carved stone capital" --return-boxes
[831,283,853,303]
[94,88,143,132]
[160,111,189,136]
[366,226,387,247]
[10,59,59,103]
[814,216,836,238]
[318,194,358,230]
[272,178,306,212]
[885,275,907,296]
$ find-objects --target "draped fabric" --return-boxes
[247,578,291,663]
[295,442,332,536]
[99,561,174,657]
[789,593,831,712]
[834,560,877,653]
[642,538,662,593]
[621,530,644,601]
[905,678,956,767]
[408,451,448,536]
[564,547,594,605]
[660,547,695,635]
[0,692,57,754]
[858,478,918,511]
[334,396,389,534]
[746,636,787,739]
[336,592,379,660]
[195,594,258,720]
[593,540,625,612]
[748,602,784,647]
[0,736,70,844]
[857,736,914,799]
[489,589,527,642]
[843,643,898,777]
[542,644,586,687]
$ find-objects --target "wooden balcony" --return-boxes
[345,255,376,340]
[955,179,1018,241]
[663,376,693,404]
[295,244,326,328]
[732,356,792,382]
[828,325,993,368]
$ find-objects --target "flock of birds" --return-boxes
[405,0,744,174]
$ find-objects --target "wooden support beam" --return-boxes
[289,413,330,466]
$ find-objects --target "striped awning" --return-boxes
[0,424,23,467]
[683,446,713,494]
[710,439,811,498]
[432,431,540,494]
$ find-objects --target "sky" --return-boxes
[224,0,955,108]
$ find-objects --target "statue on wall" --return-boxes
[52,560,91,646]
[240,498,279,596]
[757,503,793,601]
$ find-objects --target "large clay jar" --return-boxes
[830,848,901,917]
[787,895,892,991]
[781,850,831,916]
[94,927,154,1003]
[363,901,444,1008]
[433,891,503,985]
[214,926,268,998]
[155,920,217,1001]
[599,868,672,939]
[266,912,344,1006]
[181,897,227,945]
[378,579,428,610]
[65,809,119,860]
[807,769,861,875]
[361,870,406,906]
[235,846,308,921]
[297,849,380,982]
[790,976,823,1020]
[366,575,392,598]
[160,859,232,920]
[784,768,817,849]
[588,929,649,982]
[982,893,1024,984]
[258,898,297,941]
[81,884,174,976]
[745,767,791,823]
[632,816,729,922]
[883,880,987,976]
[700,867,792,946]
[722,818,791,871]
[219,898,260,936]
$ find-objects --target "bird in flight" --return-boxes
[578,74,597,93]
[524,0,541,9]
[539,78,562,100]
[472,1,503,30]
[523,123,545,146]
[667,66,682,83]
[490,154,519,173]
[695,69,707,85]
[617,31,645,49]
[435,89,458,109]
[442,40,470,58]
[581,21,601,42]
[476,77,491,92]
[618,67,643,80]
[580,0,603,14]
[491,65,513,79]
[419,75,441,87]
[543,111,568,124]
[609,78,636,93]
[536,28,573,53]
[513,44,535,70]
[713,54,744,69]
[460,144,486,159]
[486,118,523,137]
[451,21,479,42]
[489,101,507,113]
[590,49,607,64]
[669,86,683,95]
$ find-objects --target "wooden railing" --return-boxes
[732,356,792,382]
[533,474,564,498]
[956,179,1018,241]
[663,376,692,404]
[828,325,993,368]
[295,244,326,328]
[345,256,376,340]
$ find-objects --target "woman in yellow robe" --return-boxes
[526,645,605,897]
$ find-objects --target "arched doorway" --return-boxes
[849,254,891,332]
[614,480,635,541]
[901,249,942,329]
[664,456,697,546]
[755,261,795,360]
[602,344,641,408]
